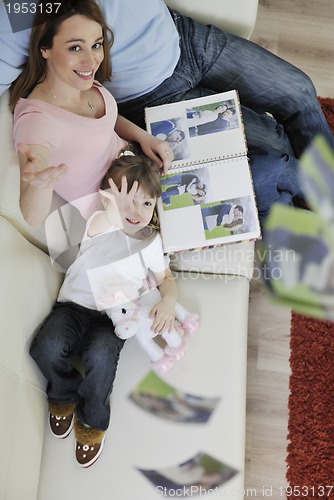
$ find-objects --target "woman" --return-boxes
[10,0,173,228]
[9,0,173,468]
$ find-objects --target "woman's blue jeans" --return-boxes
[118,10,333,220]
[30,301,125,431]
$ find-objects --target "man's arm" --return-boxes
[0,2,30,96]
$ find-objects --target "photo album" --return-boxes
[145,89,261,254]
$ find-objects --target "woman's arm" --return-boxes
[18,143,68,227]
[115,115,173,174]
[150,267,178,334]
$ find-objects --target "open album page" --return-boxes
[157,156,260,253]
[145,90,247,169]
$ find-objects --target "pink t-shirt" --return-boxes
[13,85,127,204]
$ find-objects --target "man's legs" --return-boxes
[118,11,332,157]
[249,148,304,223]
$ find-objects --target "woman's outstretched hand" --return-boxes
[18,143,69,188]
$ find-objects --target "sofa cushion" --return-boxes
[0,216,63,384]
[165,0,259,38]
[0,372,47,500]
[0,216,63,500]
[37,272,249,499]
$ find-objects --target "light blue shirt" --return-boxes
[0,0,180,101]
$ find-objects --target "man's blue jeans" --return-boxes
[30,301,125,431]
[118,10,333,157]
[118,10,333,219]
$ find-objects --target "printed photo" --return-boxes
[137,451,238,493]
[129,371,220,423]
[200,195,258,240]
[186,98,239,137]
[261,203,334,319]
[150,117,190,161]
[160,168,208,210]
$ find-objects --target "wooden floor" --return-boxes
[245,0,334,497]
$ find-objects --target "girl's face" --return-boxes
[120,185,156,237]
[41,14,104,92]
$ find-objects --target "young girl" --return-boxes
[30,151,180,468]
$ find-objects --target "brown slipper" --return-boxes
[49,402,76,439]
[74,417,105,468]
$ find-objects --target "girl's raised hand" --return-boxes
[106,176,141,220]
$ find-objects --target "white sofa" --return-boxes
[0,1,258,499]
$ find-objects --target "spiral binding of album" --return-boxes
[169,153,247,173]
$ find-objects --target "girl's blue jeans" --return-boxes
[30,301,125,431]
[118,10,334,221]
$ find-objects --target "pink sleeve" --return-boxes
[13,102,60,152]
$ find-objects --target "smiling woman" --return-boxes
[9,0,173,228]
[9,0,113,112]
[32,15,106,115]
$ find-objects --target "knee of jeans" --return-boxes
[287,69,317,104]
[30,332,70,363]
[89,337,124,366]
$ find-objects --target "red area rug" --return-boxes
[286,98,334,496]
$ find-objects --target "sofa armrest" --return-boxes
[165,0,259,39]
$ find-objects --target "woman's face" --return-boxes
[41,14,104,91]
